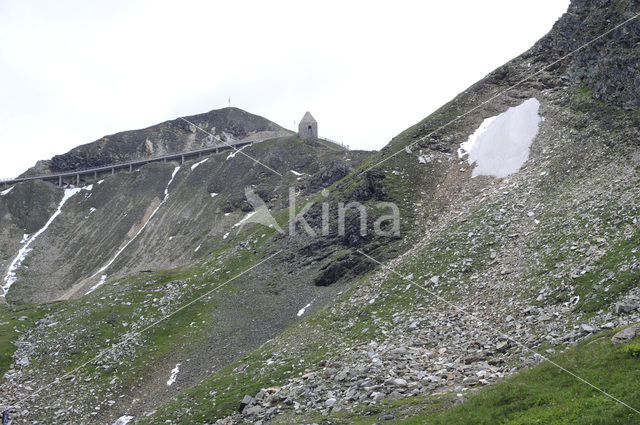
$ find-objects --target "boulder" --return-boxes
[580,324,595,333]
[611,324,640,346]
[238,395,253,412]
[615,303,638,315]
[244,405,264,417]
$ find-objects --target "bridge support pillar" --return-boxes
[181,155,184,165]
[111,168,115,175]
[76,174,80,186]
[198,152,202,158]
[129,164,133,172]
[94,171,98,179]
[215,148,219,153]
[58,176,62,187]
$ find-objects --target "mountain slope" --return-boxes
[2,134,374,304]
[137,1,640,423]
[1,1,640,424]
[25,107,293,175]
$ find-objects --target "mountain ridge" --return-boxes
[1,1,639,424]
[24,107,294,177]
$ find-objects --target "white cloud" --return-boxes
[0,0,569,178]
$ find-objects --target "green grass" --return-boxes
[573,227,640,313]
[260,330,640,425]
[0,303,51,375]
[314,138,349,151]
[399,332,640,425]
[573,85,594,102]
[266,329,640,425]
[623,342,640,359]
[138,334,327,424]
[5,241,276,403]
[138,205,505,424]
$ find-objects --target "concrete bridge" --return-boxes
[0,141,253,189]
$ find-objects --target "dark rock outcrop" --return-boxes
[531,0,640,108]
[25,107,292,175]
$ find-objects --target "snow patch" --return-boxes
[166,363,181,386]
[210,192,218,198]
[459,98,541,178]
[290,170,303,176]
[0,186,14,196]
[2,187,89,296]
[458,116,499,158]
[97,179,104,185]
[226,145,248,160]
[233,211,257,228]
[85,275,108,295]
[194,244,201,252]
[85,207,97,219]
[191,157,209,170]
[88,167,181,282]
[112,415,134,425]
[297,303,312,317]
[223,232,229,239]
[20,234,30,244]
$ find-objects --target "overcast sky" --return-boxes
[0,0,570,178]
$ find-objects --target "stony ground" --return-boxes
[141,85,640,424]
[2,2,640,423]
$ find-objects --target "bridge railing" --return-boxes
[319,137,349,150]
[0,139,252,186]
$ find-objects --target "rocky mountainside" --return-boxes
[25,107,293,175]
[3,134,375,305]
[1,1,640,424]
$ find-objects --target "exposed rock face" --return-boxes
[530,0,640,108]
[2,137,372,304]
[2,1,640,424]
[25,107,293,175]
[308,159,354,192]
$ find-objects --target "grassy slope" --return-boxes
[401,331,640,425]
[264,330,640,425]
[3,85,639,424]
[0,304,50,375]
[0,135,401,422]
[138,86,640,424]
[0,232,283,421]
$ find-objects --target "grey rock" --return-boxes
[244,405,264,416]
[612,324,640,346]
[496,341,510,352]
[371,391,385,401]
[392,378,407,386]
[615,303,638,315]
[580,324,595,333]
[239,395,253,412]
